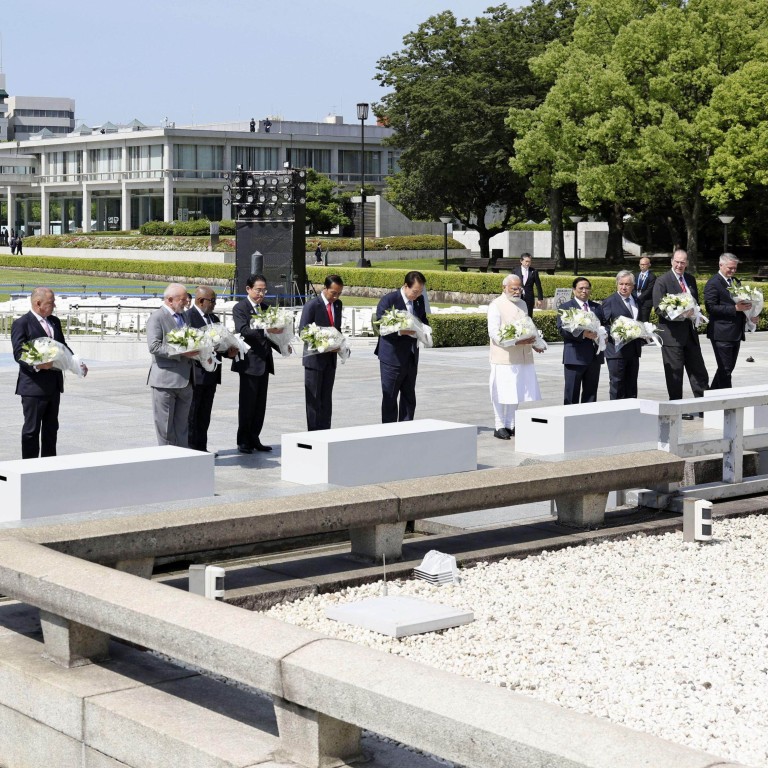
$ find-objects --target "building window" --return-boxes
[173,144,224,178]
[89,147,122,175]
[231,146,279,171]
[128,145,163,175]
[286,148,331,173]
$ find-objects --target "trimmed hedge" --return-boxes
[431,311,561,348]
[0,255,233,280]
[139,220,236,236]
[314,235,466,252]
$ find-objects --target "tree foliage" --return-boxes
[304,169,350,235]
[375,2,576,258]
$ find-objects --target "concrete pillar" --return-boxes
[23,200,31,234]
[39,610,109,668]
[273,697,362,768]
[6,186,14,231]
[349,521,406,563]
[121,182,130,231]
[82,184,91,232]
[163,140,173,222]
[40,186,49,236]
[554,492,609,528]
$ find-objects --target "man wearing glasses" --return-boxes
[231,274,279,453]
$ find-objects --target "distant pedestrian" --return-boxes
[10,235,17,255]
[315,243,323,264]
[15,235,23,255]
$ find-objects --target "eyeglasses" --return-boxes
[199,297,217,304]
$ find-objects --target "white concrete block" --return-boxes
[702,385,768,430]
[515,399,658,455]
[0,446,214,522]
[326,595,474,638]
[281,419,477,486]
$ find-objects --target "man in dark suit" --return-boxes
[299,274,344,431]
[11,287,87,458]
[652,250,709,416]
[512,253,544,317]
[602,271,643,399]
[633,256,656,322]
[232,273,279,452]
[557,276,605,405]
[374,271,429,423]
[704,253,752,390]
[185,286,234,453]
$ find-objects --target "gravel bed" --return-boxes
[266,515,768,767]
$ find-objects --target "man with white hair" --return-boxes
[704,253,752,389]
[487,274,543,439]
[146,282,198,446]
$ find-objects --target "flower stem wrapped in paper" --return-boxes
[165,327,219,371]
[20,337,86,377]
[498,315,547,351]
[658,292,708,328]
[729,283,764,333]
[610,316,663,351]
[558,307,608,353]
[298,322,351,363]
[251,307,294,357]
[375,307,433,348]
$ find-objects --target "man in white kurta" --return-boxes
[487,275,542,439]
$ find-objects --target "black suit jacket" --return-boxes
[11,311,70,397]
[185,307,222,386]
[633,270,656,309]
[601,292,643,360]
[704,274,746,343]
[557,298,605,366]
[511,264,543,313]
[652,270,702,349]
[231,298,277,377]
[299,295,343,371]
[374,290,429,368]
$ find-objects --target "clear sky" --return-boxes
[1,0,505,128]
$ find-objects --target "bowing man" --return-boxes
[602,270,643,399]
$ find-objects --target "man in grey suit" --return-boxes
[146,283,198,446]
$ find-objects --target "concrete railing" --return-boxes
[639,391,768,511]
[0,538,744,768]
[0,451,686,574]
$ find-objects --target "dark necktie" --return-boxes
[638,273,645,290]
[582,302,589,312]
[326,302,334,325]
[173,313,184,327]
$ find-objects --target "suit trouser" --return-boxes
[20,394,60,459]
[152,383,193,447]
[380,359,418,423]
[637,303,652,322]
[710,340,740,390]
[237,371,269,447]
[563,360,601,405]
[188,383,217,451]
[661,342,708,400]
[304,366,336,431]
[606,356,639,400]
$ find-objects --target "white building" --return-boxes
[0,115,396,234]
[7,94,75,141]
[0,74,8,142]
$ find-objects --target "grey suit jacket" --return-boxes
[146,307,193,388]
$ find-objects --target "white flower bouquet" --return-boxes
[376,308,433,347]
[20,337,86,377]
[658,292,708,327]
[498,316,537,346]
[298,323,351,363]
[251,307,294,357]
[610,316,663,351]
[165,326,218,370]
[559,307,608,353]
[201,323,250,360]
[729,284,764,333]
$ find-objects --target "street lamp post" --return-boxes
[439,215,452,271]
[356,102,369,268]
[718,214,735,253]
[569,215,583,275]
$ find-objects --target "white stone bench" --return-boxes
[515,399,658,455]
[281,419,477,486]
[0,446,214,523]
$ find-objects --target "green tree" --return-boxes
[375,2,575,259]
[304,169,350,235]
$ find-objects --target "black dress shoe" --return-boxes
[509,427,515,437]
[254,442,273,452]
[494,428,511,440]
[238,444,254,454]
[681,414,694,420]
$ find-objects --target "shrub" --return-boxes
[430,310,561,348]
[139,221,175,236]
[317,235,465,252]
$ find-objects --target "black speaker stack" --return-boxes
[225,168,307,302]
